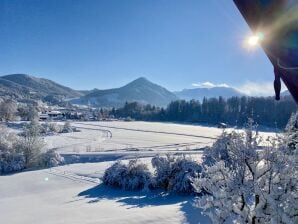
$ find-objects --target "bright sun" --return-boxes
[246,32,264,48]
[247,35,260,46]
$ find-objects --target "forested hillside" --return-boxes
[112,96,297,129]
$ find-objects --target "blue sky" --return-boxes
[0,0,276,95]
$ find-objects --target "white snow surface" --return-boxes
[0,160,210,224]
[44,121,274,156]
[45,121,224,153]
[1,121,276,224]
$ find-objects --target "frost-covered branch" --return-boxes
[194,117,298,224]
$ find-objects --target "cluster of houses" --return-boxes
[38,110,84,121]
[39,111,64,121]
[38,106,113,121]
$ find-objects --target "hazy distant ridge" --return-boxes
[73,77,178,107]
[174,87,243,101]
[0,74,83,100]
[0,74,288,107]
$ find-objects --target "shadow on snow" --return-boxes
[78,184,210,224]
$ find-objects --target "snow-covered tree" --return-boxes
[0,125,25,174]
[193,119,298,224]
[18,104,39,121]
[202,119,261,169]
[103,155,202,194]
[62,121,73,133]
[285,111,298,151]
[0,99,17,121]
[152,155,202,194]
[39,149,64,168]
[103,159,153,191]
[0,120,65,174]
[18,120,45,168]
[22,119,42,136]
[48,122,61,133]
[202,131,241,168]
[151,154,174,190]
[40,122,62,134]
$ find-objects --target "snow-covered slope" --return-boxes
[174,86,243,101]
[72,77,178,108]
[0,74,83,100]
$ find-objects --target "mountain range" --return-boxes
[0,74,289,107]
[0,74,178,107]
[71,77,178,107]
[174,87,243,101]
[0,74,82,101]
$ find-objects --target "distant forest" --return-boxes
[110,96,298,129]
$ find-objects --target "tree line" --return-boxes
[1,95,296,129]
[111,96,298,129]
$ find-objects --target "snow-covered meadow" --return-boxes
[45,121,274,153]
[0,159,212,224]
[45,121,221,153]
[0,121,277,224]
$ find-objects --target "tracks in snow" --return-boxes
[46,168,100,185]
[73,122,218,140]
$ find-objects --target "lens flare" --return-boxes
[248,35,260,46]
[245,32,264,49]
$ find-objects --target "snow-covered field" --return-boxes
[0,121,276,224]
[45,121,222,153]
[0,160,210,224]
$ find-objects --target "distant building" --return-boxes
[64,111,84,120]
[39,113,49,121]
[39,111,64,121]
